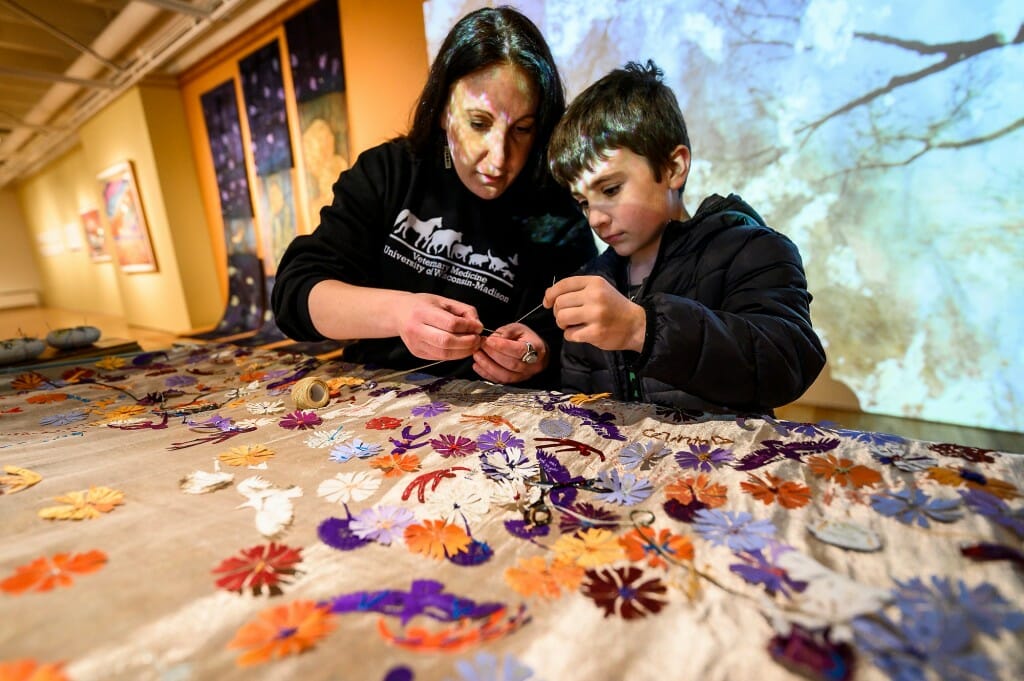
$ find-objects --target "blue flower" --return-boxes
[448,652,535,681]
[329,438,382,463]
[40,409,88,426]
[595,469,653,506]
[960,489,1024,538]
[693,509,776,551]
[870,488,962,527]
[476,429,524,453]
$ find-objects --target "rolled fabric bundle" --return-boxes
[291,376,330,409]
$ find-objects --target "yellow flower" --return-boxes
[38,486,125,520]
[552,528,625,568]
[219,444,275,467]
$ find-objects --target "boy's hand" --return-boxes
[473,323,548,384]
[543,276,646,352]
[397,293,484,360]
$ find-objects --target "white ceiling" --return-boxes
[0,0,290,188]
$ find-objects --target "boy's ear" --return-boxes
[666,145,690,190]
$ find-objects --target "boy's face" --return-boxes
[569,146,689,269]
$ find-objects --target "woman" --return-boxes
[271,6,595,385]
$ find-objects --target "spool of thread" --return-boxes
[291,376,330,409]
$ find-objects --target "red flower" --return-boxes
[365,416,402,430]
[212,543,303,596]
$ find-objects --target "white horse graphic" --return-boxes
[393,209,443,249]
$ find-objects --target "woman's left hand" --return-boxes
[472,323,548,384]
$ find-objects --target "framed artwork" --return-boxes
[97,161,157,273]
[80,208,111,262]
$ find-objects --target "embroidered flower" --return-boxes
[959,489,1024,537]
[412,401,450,418]
[808,454,883,488]
[927,467,1018,500]
[870,488,962,527]
[0,659,70,681]
[404,519,472,559]
[278,410,322,430]
[1,550,107,594]
[582,566,668,619]
[665,473,728,508]
[421,477,491,526]
[557,502,621,535]
[620,527,693,568]
[38,486,125,520]
[476,429,524,453]
[328,438,382,463]
[304,426,348,449]
[552,528,624,568]
[227,600,336,666]
[430,434,477,458]
[365,416,403,430]
[212,543,302,596]
[350,505,416,545]
[246,401,286,415]
[504,556,585,600]
[674,442,733,472]
[927,442,996,464]
[740,472,811,509]
[38,409,88,427]
[595,469,653,506]
[316,471,381,505]
[218,444,275,467]
[619,440,671,471]
[479,447,538,482]
[447,652,537,681]
[729,545,807,597]
[693,509,776,552]
[369,453,421,477]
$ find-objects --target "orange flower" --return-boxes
[552,528,624,568]
[0,659,69,681]
[504,556,584,599]
[808,454,882,488]
[10,373,46,391]
[227,600,336,667]
[404,520,472,560]
[100,405,148,423]
[927,467,1018,500]
[239,370,267,383]
[369,453,420,477]
[218,444,275,467]
[25,393,67,405]
[1,550,107,595]
[665,473,728,508]
[0,466,42,494]
[38,486,125,520]
[619,527,693,568]
[377,605,528,652]
[741,473,812,509]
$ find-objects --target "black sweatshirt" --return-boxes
[271,139,596,382]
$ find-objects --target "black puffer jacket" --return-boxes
[561,193,826,414]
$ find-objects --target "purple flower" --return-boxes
[674,443,733,472]
[279,409,323,430]
[870,488,962,527]
[729,545,807,597]
[164,374,197,388]
[558,502,620,535]
[349,505,415,545]
[693,509,776,551]
[429,434,477,458]
[411,401,450,418]
[476,429,524,453]
[40,409,88,426]
[318,516,371,551]
[960,489,1024,538]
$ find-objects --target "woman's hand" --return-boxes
[472,322,547,384]
[543,275,646,352]
[396,293,484,360]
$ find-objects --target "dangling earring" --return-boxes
[443,143,452,169]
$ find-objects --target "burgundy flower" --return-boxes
[582,566,668,619]
[429,434,477,458]
[212,542,302,596]
[279,410,322,430]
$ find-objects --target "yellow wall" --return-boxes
[12,0,429,335]
[0,187,43,309]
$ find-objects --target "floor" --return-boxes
[3,306,1022,453]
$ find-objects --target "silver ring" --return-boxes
[521,341,538,364]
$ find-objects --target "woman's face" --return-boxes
[441,63,539,200]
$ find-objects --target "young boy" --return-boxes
[542,60,825,414]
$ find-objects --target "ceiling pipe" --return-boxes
[0,0,248,188]
[0,0,123,73]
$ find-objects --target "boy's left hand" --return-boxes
[473,323,548,384]
[544,275,646,352]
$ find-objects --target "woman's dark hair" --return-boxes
[407,5,565,184]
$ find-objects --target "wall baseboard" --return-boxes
[0,290,40,310]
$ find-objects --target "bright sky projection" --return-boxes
[425,0,1024,433]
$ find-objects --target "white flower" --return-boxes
[304,426,349,449]
[316,471,381,505]
[421,476,491,525]
[234,417,275,429]
[489,478,541,511]
[246,400,286,415]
